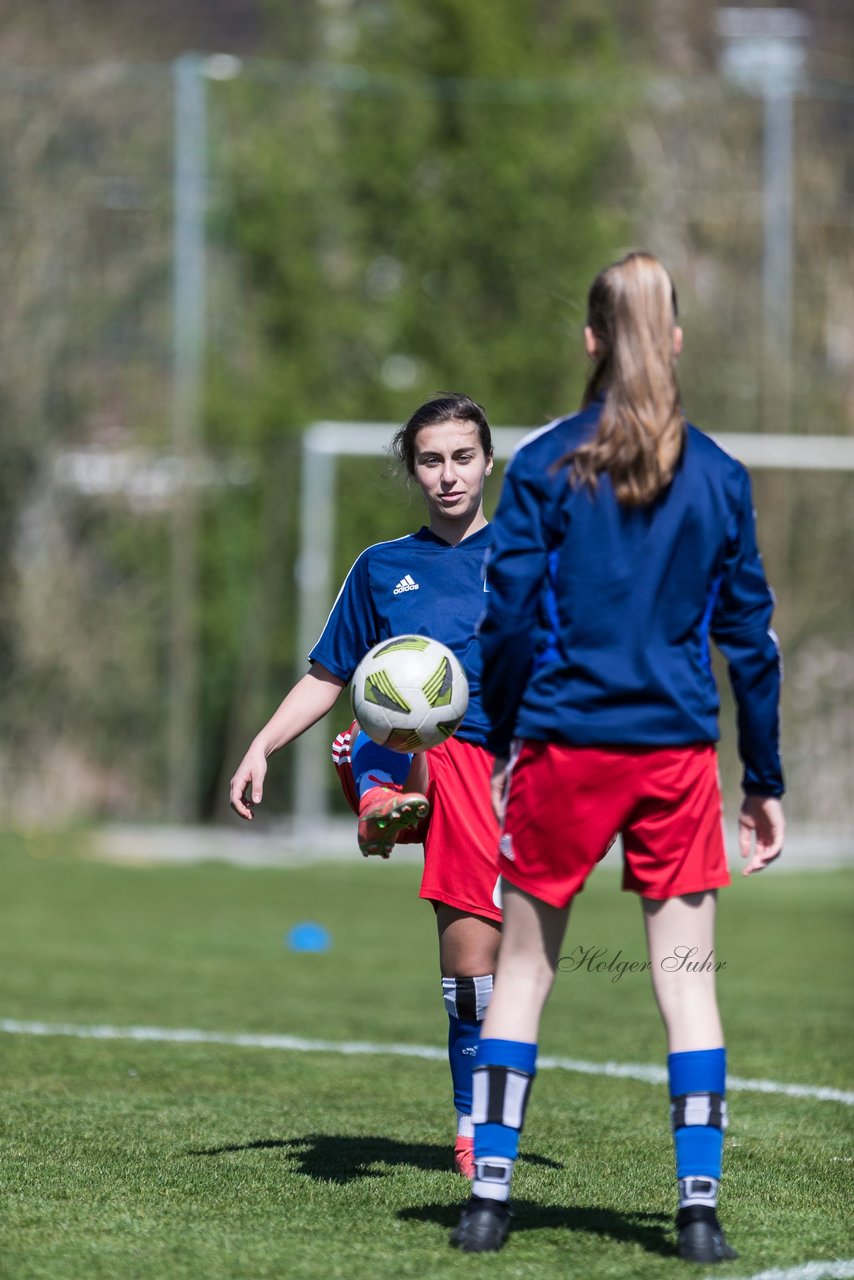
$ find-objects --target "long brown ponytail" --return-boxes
[566,251,685,507]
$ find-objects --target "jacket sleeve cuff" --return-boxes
[742,779,785,798]
[486,734,512,759]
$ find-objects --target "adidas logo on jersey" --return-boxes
[393,574,420,595]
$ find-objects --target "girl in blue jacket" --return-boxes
[451,252,784,1261]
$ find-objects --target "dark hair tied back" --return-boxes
[391,393,492,476]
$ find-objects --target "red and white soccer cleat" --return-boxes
[357,785,430,858]
[453,1134,475,1180]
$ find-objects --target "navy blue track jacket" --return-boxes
[479,402,784,796]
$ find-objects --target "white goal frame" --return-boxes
[293,421,854,842]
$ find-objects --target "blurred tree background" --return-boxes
[0,0,852,827]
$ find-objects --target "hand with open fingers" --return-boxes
[229,744,268,820]
[491,757,509,823]
[738,794,785,875]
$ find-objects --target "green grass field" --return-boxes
[1,829,852,1280]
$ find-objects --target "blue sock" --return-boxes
[448,1017,479,1124]
[350,730,413,797]
[443,976,493,1133]
[471,1038,537,1201]
[669,1047,727,1209]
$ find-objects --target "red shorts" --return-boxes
[332,724,502,922]
[500,741,729,908]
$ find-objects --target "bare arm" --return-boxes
[229,663,346,820]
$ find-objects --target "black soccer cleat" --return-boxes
[449,1195,511,1253]
[676,1204,738,1264]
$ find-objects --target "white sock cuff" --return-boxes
[472,1156,514,1203]
[456,1113,474,1138]
[442,974,494,1021]
[678,1175,720,1209]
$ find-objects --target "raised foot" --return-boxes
[357,786,430,857]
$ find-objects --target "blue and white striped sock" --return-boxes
[668,1048,727,1210]
[443,976,493,1135]
[471,1038,537,1202]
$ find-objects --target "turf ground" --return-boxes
[0,829,852,1280]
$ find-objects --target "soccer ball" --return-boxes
[350,634,469,753]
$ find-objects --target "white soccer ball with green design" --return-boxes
[350,634,470,752]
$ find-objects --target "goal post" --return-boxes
[293,421,854,844]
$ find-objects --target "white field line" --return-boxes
[702,1261,854,1280]
[2,1018,853,1107]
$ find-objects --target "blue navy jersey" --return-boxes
[479,403,784,795]
[309,524,492,747]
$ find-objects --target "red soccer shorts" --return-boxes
[499,741,729,907]
[332,723,502,922]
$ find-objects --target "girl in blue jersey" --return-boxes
[450,254,785,1259]
[229,394,501,1178]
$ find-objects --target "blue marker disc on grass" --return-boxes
[286,922,331,953]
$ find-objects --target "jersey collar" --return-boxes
[413,523,491,550]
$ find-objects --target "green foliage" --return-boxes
[214,10,629,431]
[201,8,633,812]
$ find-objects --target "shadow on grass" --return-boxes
[399,1200,676,1257]
[187,1133,561,1183]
